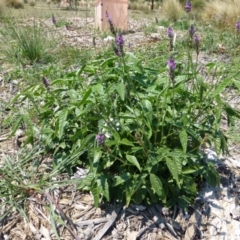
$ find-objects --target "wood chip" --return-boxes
[93,204,123,240]
[184,207,202,240]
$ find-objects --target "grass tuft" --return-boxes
[5,0,24,8]
[28,0,35,6]
[162,0,184,21]
[202,0,240,29]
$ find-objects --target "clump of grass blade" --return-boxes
[162,0,184,21]
[0,19,55,64]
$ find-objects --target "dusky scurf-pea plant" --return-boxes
[185,0,192,13]
[7,12,240,209]
[167,27,174,51]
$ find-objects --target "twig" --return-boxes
[44,192,81,240]
[74,217,108,227]
[93,204,123,240]
[148,205,178,239]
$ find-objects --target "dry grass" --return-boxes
[202,0,240,29]
[5,0,24,8]
[28,0,35,6]
[0,0,6,15]
[128,1,150,14]
[162,0,184,21]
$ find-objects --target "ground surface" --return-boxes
[1,5,240,240]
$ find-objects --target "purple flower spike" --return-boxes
[116,33,124,47]
[42,77,50,90]
[168,58,176,72]
[235,21,240,32]
[194,33,200,55]
[185,0,192,13]
[189,24,196,39]
[52,14,56,25]
[194,33,200,45]
[167,27,174,39]
[168,57,176,83]
[106,10,116,36]
[96,133,105,146]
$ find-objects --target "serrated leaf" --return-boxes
[99,176,110,201]
[57,109,68,139]
[116,82,125,101]
[114,173,131,186]
[233,79,240,92]
[214,136,221,156]
[212,78,232,98]
[126,155,141,172]
[120,138,134,146]
[91,182,100,207]
[182,167,198,174]
[142,99,152,112]
[79,88,92,106]
[77,173,95,189]
[150,174,164,199]
[92,150,102,173]
[179,129,188,153]
[166,156,181,187]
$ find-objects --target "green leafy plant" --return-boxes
[9,46,240,209]
[5,10,240,210]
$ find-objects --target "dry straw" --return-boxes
[202,0,240,28]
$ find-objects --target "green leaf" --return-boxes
[179,129,188,153]
[91,182,100,207]
[182,167,198,174]
[211,78,232,98]
[113,173,131,186]
[116,82,125,101]
[214,135,221,156]
[99,176,110,201]
[57,109,68,139]
[77,172,95,189]
[120,138,134,146]
[166,156,181,187]
[126,155,141,172]
[92,150,102,173]
[233,79,240,92]
[150,174,164,199]
[79,88,92,106]
[142,99,152,112]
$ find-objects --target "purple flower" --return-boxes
[116,33,124,47]
[168,57,176,83]
[194,33,200,45]
[42,77,50,90]
[167,27,174,38]
[168,57,176,72]
[194,33,200,55]
[52,14,56,25]
[185,0,192,13]
[106,11,116,36]
[235,21,240,32]
[96,133,105,146]
[189,24,196,39]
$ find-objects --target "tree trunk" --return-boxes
[151,0,154,11]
